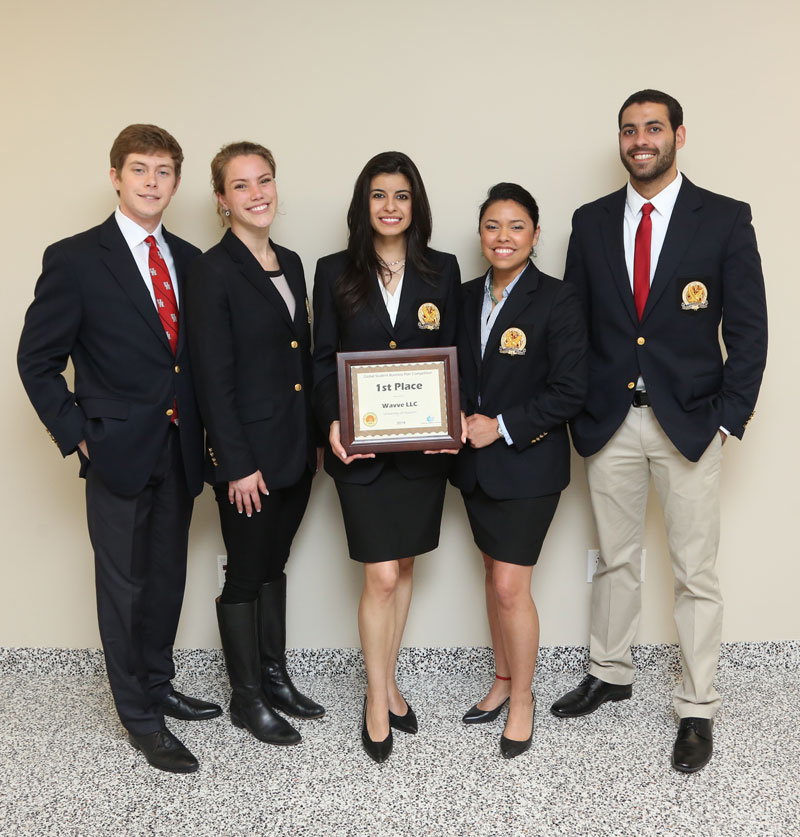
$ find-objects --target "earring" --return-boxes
[224,209,230,217]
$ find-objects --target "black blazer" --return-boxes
[312,248,461,485]
[184,230,317,488]
[450,262,588,499]
[17,215,204,498]
[565,177,768,462]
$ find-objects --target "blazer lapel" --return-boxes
[600,187,639,326]
[221,230,294,329]
[394,261,424,332]
[273,242,308,332]
[641,177,703,321]
[480,263,539,392]
[484,262,539,354]
[99,216,172,351]
[367,270,394,338]
[464,276,484,370]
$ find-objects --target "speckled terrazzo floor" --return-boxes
[1,648,798,837]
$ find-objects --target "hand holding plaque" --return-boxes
[336,347,462,456]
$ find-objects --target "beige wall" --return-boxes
[2,0,797,650]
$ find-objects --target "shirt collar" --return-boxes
[114,206,165,249]
[626,170,683,218]
[483,263,528,300]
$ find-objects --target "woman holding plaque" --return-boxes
[312,151,460,762]
[451,183,587,758]
[185,141,324,747]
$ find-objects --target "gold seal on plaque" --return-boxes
[363,412,378,427]
[417,302,441,330]
[681,281,708,311]
[306,297,312,323]
[499,327,527,355]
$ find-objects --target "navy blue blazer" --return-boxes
[565,177,768,462]
[18,215,204,498]
[450,262,588,499]
[184,230,317,487]
[312,248,461,485]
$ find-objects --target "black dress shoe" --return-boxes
[672,717,713,773]
[500,694,535,760]
[128,729,199,774]
[162,690,223,721]
[550,674,632,717]
[389,701,418,734]
[462,696,509,725]
[361,697,392,763]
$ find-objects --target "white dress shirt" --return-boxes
[377,272,404,326]
[623,172,683,291]
[114,208,179,308]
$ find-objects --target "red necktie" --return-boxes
[633,202,654,320]
[145,235,179,423]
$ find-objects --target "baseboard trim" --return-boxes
[1,640,797,676]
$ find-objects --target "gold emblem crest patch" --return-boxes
[499,327,527,355]
[681,281,709,311]
[417,302,441,330]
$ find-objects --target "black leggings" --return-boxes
[214,470,312,604]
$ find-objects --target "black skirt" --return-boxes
[462,484,560,566]
[335,460,447,563]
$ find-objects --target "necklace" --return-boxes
[379,256,406,286]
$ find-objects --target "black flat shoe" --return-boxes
[672,717,713,773]
[361,697,392,763]
[462,696,509,725]
[389,701,418,735]
[550,674,632,718]
[161,690,222,722]
[499,694,535,760]
[128,729,199,774]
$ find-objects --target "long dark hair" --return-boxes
[335,151,435,315]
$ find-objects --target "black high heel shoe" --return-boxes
[462,696,509,725]
[500,693,535,759]
[389,700,418,735]
[361,697,393,763]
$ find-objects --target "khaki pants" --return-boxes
[585,405,724,718]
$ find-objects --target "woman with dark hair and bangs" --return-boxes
[312,151,461,763]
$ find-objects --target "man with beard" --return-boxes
[550,90,767,773]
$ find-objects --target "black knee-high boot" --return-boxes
[258,575,325,719]
[216,598,301,745]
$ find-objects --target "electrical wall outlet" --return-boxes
[587,549,647,582]
[587,549,600,582]
[217,555,227,589]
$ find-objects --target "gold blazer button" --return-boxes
[294,383,302,391]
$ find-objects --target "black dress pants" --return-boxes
[85,426,193,736]
[214,470,312,604]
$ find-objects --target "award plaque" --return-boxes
[337,347,462,455]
